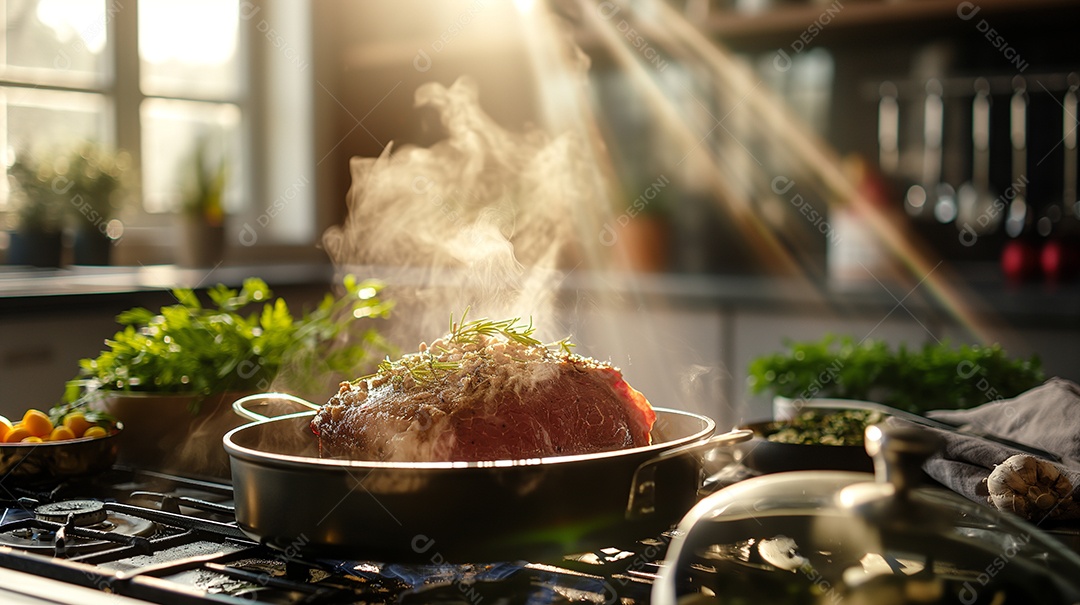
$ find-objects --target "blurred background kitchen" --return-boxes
[1,0,1077,425]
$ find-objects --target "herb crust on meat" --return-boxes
[310,315,657,462]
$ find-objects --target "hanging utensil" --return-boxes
[1035,76,1080,237]
[906,80,956,222]
[1002,76,1041,281]
[1040,74,1080,281]
[958,79,1000,234]
[1006,77,1030,238]
[878,81,900,176]
[932,80,959,224]
[1066,74,1079,221]
[904,81,943,218]
[1050,74,1079,227]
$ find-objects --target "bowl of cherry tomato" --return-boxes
[0,409,122,480]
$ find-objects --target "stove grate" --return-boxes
[104,502,248,540]
[0,468,673,604]
[130,492,237,516]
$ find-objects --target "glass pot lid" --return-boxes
[653,424,1080,605]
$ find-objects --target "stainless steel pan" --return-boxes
[223,393,750,562]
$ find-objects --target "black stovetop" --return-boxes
[0,467,666,604]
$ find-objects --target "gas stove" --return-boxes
[0,467,668,604]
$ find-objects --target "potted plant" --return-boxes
[176,134,227,267]
[607,173,673,273]
[747,335,1045,417]
[6,149,68,267]
[59,275,393,477]
[6,142,132,266]
[63,141,132,265]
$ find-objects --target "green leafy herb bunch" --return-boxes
[747,335,1044,414]
[63,275,393,408]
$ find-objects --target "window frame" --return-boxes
[1,0,321,264]
[115,0,254,226]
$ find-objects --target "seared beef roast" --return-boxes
[310,321,656,462]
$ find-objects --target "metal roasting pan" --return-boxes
[223,393,750,562]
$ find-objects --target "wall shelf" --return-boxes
[702,0,1077,49]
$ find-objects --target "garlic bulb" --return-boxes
[986,454,1080,520]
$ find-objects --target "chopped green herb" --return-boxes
[763,409,883,446]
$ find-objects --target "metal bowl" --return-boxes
[0,424,122,480]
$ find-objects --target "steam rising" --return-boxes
[323,77,606,344]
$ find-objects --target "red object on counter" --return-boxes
[1041,239,1080,283]
[1001,239,1041,283]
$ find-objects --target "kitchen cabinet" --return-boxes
[702,0,1076,49]
[0,314,119,417]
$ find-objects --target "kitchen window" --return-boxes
[0,0,316,259]
[138,0,244,215]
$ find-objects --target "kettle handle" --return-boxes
[232,392,321,423]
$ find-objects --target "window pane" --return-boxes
[139,0,240,99]
[140,98,241,214]
[1,87,109,208]
[1,0,109,86]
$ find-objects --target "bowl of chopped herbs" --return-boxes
[738,407,881,474]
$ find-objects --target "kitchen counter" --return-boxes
[2,262,1077,328]
[0,263,337,315]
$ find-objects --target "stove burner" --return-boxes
[0,503,157,555]
[35,500,108,526]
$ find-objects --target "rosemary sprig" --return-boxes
[351,309,579,387]
[553,337,576,356]
[379,353,460,385]
[448,308,542,347]
[353,352,458,386]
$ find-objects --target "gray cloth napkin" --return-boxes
[919,377,1080,504]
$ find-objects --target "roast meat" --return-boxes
[311,328,656,462]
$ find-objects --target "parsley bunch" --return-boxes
[63,275,393,408]
[747,335,1044,414]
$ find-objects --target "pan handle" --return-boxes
[625,429,752,520]
[232,392,321,423]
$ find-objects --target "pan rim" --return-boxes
[223,407,715,471]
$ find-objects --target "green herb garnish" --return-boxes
[63,275,393,410]
[748,335,1044,414]
[354,309,577,387]
[764,409,883,446]
[448,308,542,347]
